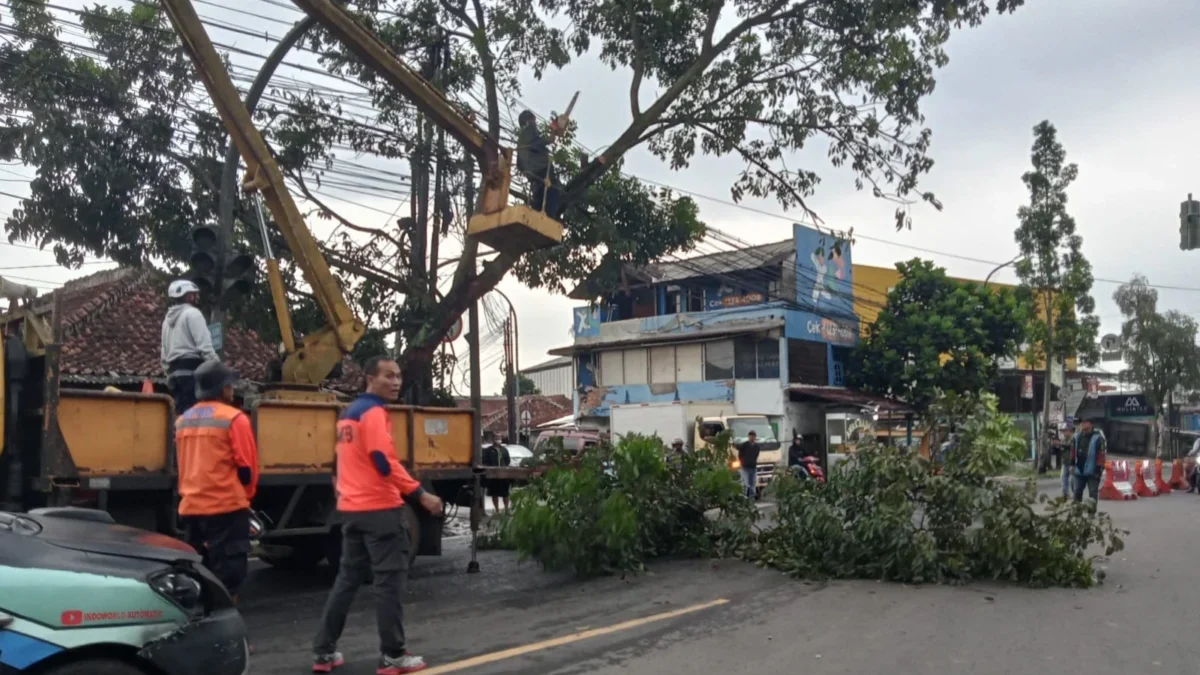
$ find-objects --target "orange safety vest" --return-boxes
[176,401,251,516]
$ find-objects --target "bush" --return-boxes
[757,395,1125,587]
[497,433,757,577]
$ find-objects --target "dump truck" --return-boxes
[0,0,565,569]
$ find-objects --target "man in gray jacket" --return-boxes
[161,280,218,415]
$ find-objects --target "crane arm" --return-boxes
[289,0,494,164]
[159,0,364,386]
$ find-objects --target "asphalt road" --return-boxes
[243,486,1200,674]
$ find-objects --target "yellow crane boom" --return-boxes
[159,0,364,389]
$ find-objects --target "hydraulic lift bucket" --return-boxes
[467,205,563,256]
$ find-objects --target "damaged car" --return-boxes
[0,507,249,675]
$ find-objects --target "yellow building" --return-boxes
[851,263,1076,372]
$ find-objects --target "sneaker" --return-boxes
[377,652,427,674]
[312,652,345,673]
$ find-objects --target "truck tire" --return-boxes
[42,658,149,675]
[323,506,420,570]
[261,535,326,571]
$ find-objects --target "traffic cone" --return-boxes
[1134,460,1159,497]
[1168,459,1189,490]
[1153,459,1172,494]
[142,378,154,394]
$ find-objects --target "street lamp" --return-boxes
[984,254,1024,288]
[490,288,521,443]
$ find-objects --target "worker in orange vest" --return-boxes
[312,356,443,675]
[175,360,259,601]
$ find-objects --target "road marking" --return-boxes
[421,597,730,674]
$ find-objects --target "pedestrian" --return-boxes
[1060,422,1076,498]
[670,437,687,455]
[312,356,443,675]
[516,110,561,217]
[482,436,512,512]
[1187,436,1200,494]
[736,430,761,499]
[161,279,219,416]
[1071,417,1106,511]
[175,361,258,603]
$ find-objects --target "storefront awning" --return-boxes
[788,384,913,414]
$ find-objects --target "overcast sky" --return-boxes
[2,0,1197,395]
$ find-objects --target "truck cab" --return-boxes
[693,415,782,488]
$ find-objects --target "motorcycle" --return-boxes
[789,455,826,483]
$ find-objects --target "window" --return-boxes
[734,337,759,379]
[732,336,781,379]
[687,289,704,312]
[675,343,703,381]
[832,361,845,386]
[699,422,725,440]
[757,337,781,379]
[704,340,735,380]
[649,346,676,383]
[788,339,828,385]
[623,348,648,384]
[599,351,624,386]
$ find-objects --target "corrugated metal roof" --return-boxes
[524,355,573,372]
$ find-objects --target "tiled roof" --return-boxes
[11,267,277,384]
[455,394,573,435]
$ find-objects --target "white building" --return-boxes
[523,356,574,398]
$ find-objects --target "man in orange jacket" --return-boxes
[312,356,443,675]
[175,360,259,601]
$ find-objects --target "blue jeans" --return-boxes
[739,467,756,498]
[1061,462,1073,497]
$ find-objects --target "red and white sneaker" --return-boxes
[377,652,427,674]
[312,651,345,673]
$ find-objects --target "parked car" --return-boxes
[532,429,602,457]
[506,444,533,467]
[0,507,249,675]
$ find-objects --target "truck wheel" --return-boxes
[42,658,149,675]
[261,535,325,571]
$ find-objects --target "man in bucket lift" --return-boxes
[516,110,562,217]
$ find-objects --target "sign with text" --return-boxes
[806,317,857,346]
[1022,375,1034,399]
[1107,394,1153,418]
[1049,401,1065,424]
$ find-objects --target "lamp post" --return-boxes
[984,254,1023,288]
[490,288,521,444]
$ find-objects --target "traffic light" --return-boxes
[189,224,219,293]
[221,251,256,300]
[1181,194,1200,251]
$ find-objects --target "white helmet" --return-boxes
[168,279,201,299]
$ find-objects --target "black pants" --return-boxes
[183,509,252,594]
[167,357,204,416]
[314,509,411,658]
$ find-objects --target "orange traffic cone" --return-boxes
[1168,459,1189,490]
[142,378,154,394]
[1153,459,1172,494]
[1133,460,1159,497]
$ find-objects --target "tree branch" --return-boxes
[694,121,817,220]
[628,0,644,119]
[563,0,812,203]
[702,0,724,52]
[470,0,501,142]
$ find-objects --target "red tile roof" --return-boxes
[455,395,573,435]
[12,267,277,384]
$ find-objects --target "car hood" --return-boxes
[26,513,201,564]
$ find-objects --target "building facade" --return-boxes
[555,223,861,433]
[522,356,574,398]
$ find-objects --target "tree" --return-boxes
[1012,121,1100,470]
[517,374,540,396]
[847,258,1027,415]
[1,0,1028,400]
[1113,275,1200,457]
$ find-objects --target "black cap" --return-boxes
[194,360,239,400]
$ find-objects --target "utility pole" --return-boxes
[505,318,517,443]
[464,154,483,575]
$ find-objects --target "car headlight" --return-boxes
[149,569,204,615]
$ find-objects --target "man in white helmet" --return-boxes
[161,279,218,415]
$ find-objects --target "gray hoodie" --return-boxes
[160,303,218,373]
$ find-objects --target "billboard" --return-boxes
[793,222,855,321]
